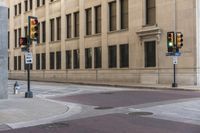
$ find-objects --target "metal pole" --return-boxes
[25,38,33,98]
[27,57,30,92]
[172,63,178,87]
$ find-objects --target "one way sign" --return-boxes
[25,52,32,64]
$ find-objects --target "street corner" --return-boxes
[0,97,71,130]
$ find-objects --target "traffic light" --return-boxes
[167,32,175,52]
[28,16,39,41]
[176,32,183,49]
[19,37,27,47]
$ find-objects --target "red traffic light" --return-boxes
[19,37,27,47]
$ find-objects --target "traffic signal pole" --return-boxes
[24,16,38,98]
[25,38,33,98]
[172,35,177,88]
[172,64,178,87]
[167,32,183,88]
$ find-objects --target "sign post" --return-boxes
[25,40,33,98]
[172,56,178,87]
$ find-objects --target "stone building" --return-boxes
[6,0,200,85]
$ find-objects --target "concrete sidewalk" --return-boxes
[0,93,70,131]
[63,81,200,91]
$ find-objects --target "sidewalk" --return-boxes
[64,81,200,91]
[0,93,69,131]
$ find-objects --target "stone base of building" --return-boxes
[8,69,197,86]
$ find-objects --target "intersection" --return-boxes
[0,80,200,132]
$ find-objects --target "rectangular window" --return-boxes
[42,53,46,70]
[18,56,21,70]
[50,19,55,42]
[14,5,17,16]
[25,0,28,12]
[56,17,61,40]
[30,64,33,70]
[109,1,117,31]
[120,44,129,68]
[24,55,27,70]
[86,8,92,35]
[56,51,61,69]
[42,0,45,5]
[36,54,40,70]
[14,29,17,48]
[74,12,80,37]
[108,45,117,68]
[14,56,17,70]
[24,26,28,37]
[50,52,54,69]
[73,49,79,69]
[37,23,40,43]
[37,0,40,7]
[66,50,71,69]
[8,32,10,49]
[85,48,92,69]
[18,28,21,47]
[94,47,102,68]
[121,0,128,29]
[30,0,32,10]
[95,6,101,34]
[145,41,156,67]
[146,0,156,25]
[18,3,21,14]
[66,14,72,38]
[42,21,46,43]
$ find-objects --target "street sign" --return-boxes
[21,47,28,52]
[173,56,178,64]
[166,52,181,56]
[25,52,32,64]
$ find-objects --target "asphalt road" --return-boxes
[2,113,200,133]
[52,90,200,107]
[3,82,200,133]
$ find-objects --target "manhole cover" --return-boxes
[94,106,114,110]
[128,112,153,116]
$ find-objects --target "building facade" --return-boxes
[6,0,200,85]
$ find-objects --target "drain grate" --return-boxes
[128,112,153,116]
[94,106,114,110]
[39,122,69,129]
[100,92,114,95]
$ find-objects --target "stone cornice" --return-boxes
[136,25,162,42]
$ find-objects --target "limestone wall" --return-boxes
[0,1,8,99]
